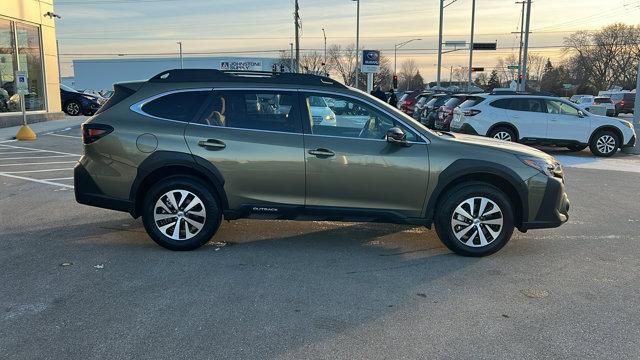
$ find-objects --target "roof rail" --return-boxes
[149,69,347,89]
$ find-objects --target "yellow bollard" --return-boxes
[15,125,37,141]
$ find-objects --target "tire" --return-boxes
[566,144,587,152]
[488,126,516,142]
[142,176,222,251]
[64,100,82,116]
[435,182,515,257]
[589,130,620,157]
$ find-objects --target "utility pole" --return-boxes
[516,1,526,91]
[294,0,300,73]
[322,28,327,76]
[467,0,476,91]
[521,0,532,92]
[436,0,444,88]
[177,42,183,69]
[353,0,361,89]
[290,43,294,72]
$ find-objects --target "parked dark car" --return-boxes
[411,92,433,120]
[421,94,451,128]
[434,94,470,131]
[60,84,103,116]
[399,90,424,116]
[609,92,635,115]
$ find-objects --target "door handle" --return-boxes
[198,139,226,150]
[308,148,335,158]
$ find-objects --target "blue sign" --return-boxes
[362,50,380,66]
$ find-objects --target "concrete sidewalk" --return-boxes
[0,116,87,141]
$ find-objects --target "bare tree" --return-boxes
[398,59,419,90]
[300,51,325,75]
[373,55,392,90]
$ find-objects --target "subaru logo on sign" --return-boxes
[362,50,380,66]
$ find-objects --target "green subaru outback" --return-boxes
[74,69,569,257]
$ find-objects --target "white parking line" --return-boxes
[0,161,77,167]
[0,172,73,189]
[0,151,47,155]
[0,144,80,156]
[45,133,82,139]
[41,177,74,181]
[4,168,74,174]
[0,155,78,161]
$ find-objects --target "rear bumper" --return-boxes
[521,177,570,230]
[74,162,133,214]
[450,123,479,135]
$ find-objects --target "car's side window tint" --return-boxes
[200,90,301,133]
[304,94,418,142]
[490,99,511,109]
[142,91,210,122]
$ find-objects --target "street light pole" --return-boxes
[516,1,525,91]
[322,28,327,76]
[521,0,532,92]
[177,42,183,69]
[394,38,422,78]
[467,0,476,91]
[436,0,444,88]
[353,0,361,89]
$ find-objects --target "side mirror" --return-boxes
[578,110,586,118]
[385,126,409,146]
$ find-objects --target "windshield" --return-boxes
[444,97,463,108]
[459,97,485,108]
[594,97,612,104]
[61,84,79,93]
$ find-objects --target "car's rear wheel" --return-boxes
[64,100,82,116]
[142,176,222,251]
[589,130,619,157]
[435,183,515,257]
[489,127,516,142]
[567,144,587,152]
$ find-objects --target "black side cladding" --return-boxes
[93,82,141,115]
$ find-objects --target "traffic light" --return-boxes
[393,74,398,89]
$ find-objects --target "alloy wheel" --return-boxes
[596,134,616,155]
[450,197,503,248]
[154,189,206,241]
[67,102,80,115]
[493,131,512,142]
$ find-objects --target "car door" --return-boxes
[184,89,306,211]
[300,92,430,218]
[504,97,548,140]
[545,99,591,142]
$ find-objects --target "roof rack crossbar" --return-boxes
[149,69,347,89]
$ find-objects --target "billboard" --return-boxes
[220,60,263,71]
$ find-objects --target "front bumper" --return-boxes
[622,134,636,148]
[521,176,570,230]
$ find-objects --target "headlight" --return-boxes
[518,155,562,178]
[324,114,335,121]
[618,120,633,129]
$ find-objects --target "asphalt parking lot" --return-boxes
[1,124,639,359]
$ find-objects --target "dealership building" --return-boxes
[68,57,280,91]
[1,0,63,128]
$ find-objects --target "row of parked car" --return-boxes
[60,85,112,116]
[395,90,636,157]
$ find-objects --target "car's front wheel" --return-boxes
[64,100,82,116]
[435,183,515,257]
[589,130,620,157]
[142,176,222,251]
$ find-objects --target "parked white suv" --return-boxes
[574,96,616,117]
[450,95,636,157]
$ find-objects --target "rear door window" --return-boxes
[141,90,210,122]
[199,90,302,133]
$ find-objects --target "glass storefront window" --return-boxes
[0,19,16,113]
[16,23,45,111]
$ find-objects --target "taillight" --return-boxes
[620,100,625,106]
[82,123,113,144]
[463,109,482,116]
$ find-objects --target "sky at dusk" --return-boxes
[53,0,640,81]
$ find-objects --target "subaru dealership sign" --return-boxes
[361,50,380,73]
[220,60,263,71]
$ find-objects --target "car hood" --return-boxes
[445,133,554,160]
